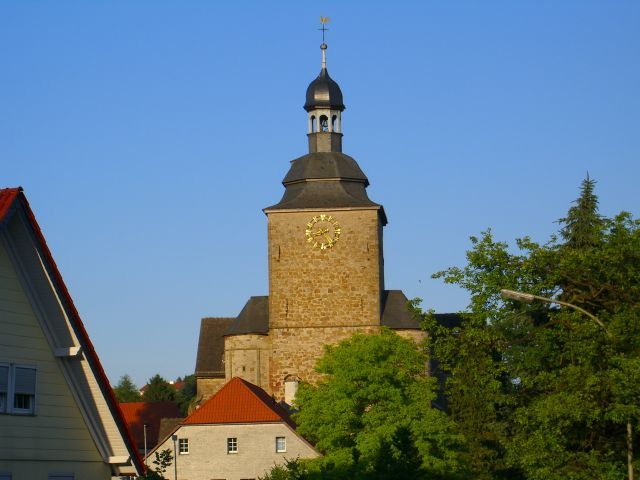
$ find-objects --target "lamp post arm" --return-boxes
[531,295,610,335]
[500,289,609,335]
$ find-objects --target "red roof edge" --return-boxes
[2,188,145,475]
[0,187,21,224]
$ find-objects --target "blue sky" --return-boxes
[2,1,638,387]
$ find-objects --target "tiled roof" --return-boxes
[120,401,182,450]
[381,289,463,330]
[225,296,269,336]
[0,187,144,474]
[195,317,234,377]
[184,377,295,428]
[0,187,21,225]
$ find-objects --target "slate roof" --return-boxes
[381,290,463,330]
[157,417,183,443]
[224,296,269,336]
[264,152,387,224]
[184,377,295,428]
[304,67,345,112]
[195,317,234,377]
[381,290,419,329]
[283,152,369,185]
[119,401,182,450]
[0,187,144,474]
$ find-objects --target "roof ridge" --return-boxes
[183,377,294,428]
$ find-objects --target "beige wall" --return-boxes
[0,240,110,478]
[196,377,227,403]
[0,461,111,480]
[152,423,319,480]
[224,334,271,392]
[267,209,384,398]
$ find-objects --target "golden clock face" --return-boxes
[305,214,341,250]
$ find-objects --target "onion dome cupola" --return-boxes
[305,43,345,154]
[264,39,387,225]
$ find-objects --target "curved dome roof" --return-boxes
[304,68,345,112]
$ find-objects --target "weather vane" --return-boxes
[319,16,330,43]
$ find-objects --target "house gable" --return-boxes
[0,188,143,477]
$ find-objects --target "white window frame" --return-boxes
[178,437,189,454]
[0,363,36,415]
[227,437,238,454]
[276,436,286,453]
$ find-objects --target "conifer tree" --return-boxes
[143,374,175,402]
[113,374,141,402]
[423,178,640,479]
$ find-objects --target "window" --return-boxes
[0,364,36,415]
[227,437,238,454]
[0,473,12,480]
[178,438,189,454]
[276,436,286,453]
[0,365,7,413]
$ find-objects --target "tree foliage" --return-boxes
[113,374,141,402]
[292,328,467,479]
[175,374,197,415]
[143,374,176,402]
[421,177,640,479]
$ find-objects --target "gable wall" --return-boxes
[152,423,319,480]
[0,239,111,476]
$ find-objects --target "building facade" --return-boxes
[149,377,319,480]
[0,188,143,479]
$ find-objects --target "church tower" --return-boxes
[196,35,425,404]
[263,41,387,400]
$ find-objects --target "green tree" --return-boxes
[422,177,640,480]
[259,458,311,480]
[113,374,141,402]
[175,374,197,415]
[293,329,468,479]
[143,374,175,402]
[152,448,173,478]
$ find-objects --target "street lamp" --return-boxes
[171,434,178,480]
[500,288,631,480]
[500,289,609,334]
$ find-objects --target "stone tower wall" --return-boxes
[267,208,384,399]
[224,334,271,392]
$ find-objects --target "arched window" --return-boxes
[331,115,337,132]
[311,116,317,133]
[319,115,329,132]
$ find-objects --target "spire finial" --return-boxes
[319,16,330,69]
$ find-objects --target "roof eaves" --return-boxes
[13,190,145,475]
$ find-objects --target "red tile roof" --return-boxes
[0,187,144,474]
[0,187,20,224]
[184,377,295,427]
[120,401,182,449]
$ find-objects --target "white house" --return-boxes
[0,187,144,479]
[149,377,319,480]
